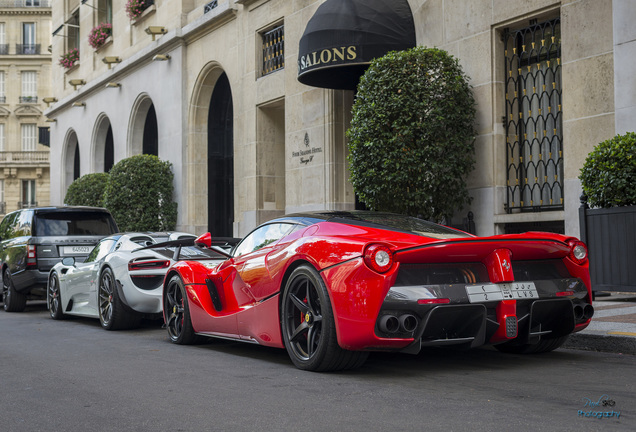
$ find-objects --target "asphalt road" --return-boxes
[1,302,634,432]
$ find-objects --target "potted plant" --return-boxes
[579,132,636,292]
[88,22,112,50]
[59,48,79,69]
[126,0,153,20]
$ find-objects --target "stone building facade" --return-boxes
[46,0,633,238]
[0,0,51,216]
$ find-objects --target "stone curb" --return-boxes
[563,333,636,355]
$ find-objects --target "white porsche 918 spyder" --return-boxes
[46,232,232,330]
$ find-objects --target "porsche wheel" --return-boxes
[281,265,368,371]
[495,335,569,354]
[47,273,64,320]
[3,269,27,312]
[98,267,139,330]
[164,275,199,345]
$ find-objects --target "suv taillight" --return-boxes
[26,245,37,267]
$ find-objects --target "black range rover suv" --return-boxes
[0,207,118,312]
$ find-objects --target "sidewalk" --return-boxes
[563,292,636,355]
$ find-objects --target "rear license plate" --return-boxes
[466,282,538,303]
[61,246,92,255]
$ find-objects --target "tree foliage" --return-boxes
[347,46,476,221]
[64,172,109,207]
[103,154,178,231]
[580,132,636,208]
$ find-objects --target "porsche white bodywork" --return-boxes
[48,232,196,321]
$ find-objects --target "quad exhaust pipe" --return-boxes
[379,314,419,334]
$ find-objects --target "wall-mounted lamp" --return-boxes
[105,82,121,88]
[145,26,168,41]
[68,79,86,90]
[45,118,57,123]
[102,56,122,69]
[72,102,85,107]
[43,97,58,107]
[152,54,171,61]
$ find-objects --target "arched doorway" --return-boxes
[143,104,158,156]
[207,72,234,236]
[74,145,80,180]
[104,125,114,172]
[128,94,156,157]
[93,114,115,172]
[63,129,79,192]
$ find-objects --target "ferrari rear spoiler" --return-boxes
[395,236,574,266]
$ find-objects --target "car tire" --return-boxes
[98,267,140,330]
[495,335,569,354]
[47,273,64,320]
[281,264,369,371]
[164,274,200,345]
[2,269,27,313]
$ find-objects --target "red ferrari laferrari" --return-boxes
[162,211,593,371]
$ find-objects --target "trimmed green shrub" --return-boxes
[580,132,636,208]
[347,46,476,221]
[64,172,109,207]
[103,154,177,231]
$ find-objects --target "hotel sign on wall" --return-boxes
[292,132,322,165]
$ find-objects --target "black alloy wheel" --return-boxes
[281,265,368,371]
[47,273,64,320]
[164,275,199,344]
[2,269,27,312]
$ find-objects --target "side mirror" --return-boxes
[61,257,76,266]
[195,232,212,248]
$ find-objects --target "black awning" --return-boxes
[297,0,416,90]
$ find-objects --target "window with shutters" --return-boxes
[21,71,37,103]
[21,124,37,151]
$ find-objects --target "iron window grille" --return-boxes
[261,24,284,76]
[503,18,563,213]
[204,0,218,13]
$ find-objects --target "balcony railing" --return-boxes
[0,1,50,7]
[16,44,40,55]
[0,202,5,215]
[19,96,38,103]
[0,44,8,55]
[0,151,49,163]
[0,96,6,103]
[18,201,38,209]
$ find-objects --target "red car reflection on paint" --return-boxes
[162,211,593,371]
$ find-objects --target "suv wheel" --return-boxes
[3,270,27,312]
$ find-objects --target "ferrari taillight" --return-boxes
[26,245,36,267]
[363,244,393,273]
[128,259,170,271]
[568,240,588,265]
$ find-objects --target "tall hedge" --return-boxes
[347,47,476,221]
[579,132,636,208]
[103,154,177,231]
[64,172,109,207]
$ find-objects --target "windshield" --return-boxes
[34,211,117,236]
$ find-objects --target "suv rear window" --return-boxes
[34,211,117,236]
